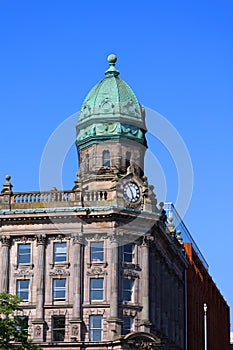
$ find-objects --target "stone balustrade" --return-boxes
[0,185,111,210]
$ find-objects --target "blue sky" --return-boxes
[0,0,233,331]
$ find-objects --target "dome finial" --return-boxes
[105,53,120,77]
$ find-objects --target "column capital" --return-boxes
[108,231,121,244]
[0,235,11,247]
[72,233,84,245]
[141,234,154,247]
[36,234,46,245]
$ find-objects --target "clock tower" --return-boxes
[76,54,157,212]
[73,54,187,348]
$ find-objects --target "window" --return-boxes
[123,279,134,302]
[90,242,104,263]
[123,243,134,263]
[126,151,131,168]
[90,278,104,301]
[54,242,66,263]
[102,150,110,167]
[18,244,31,264]
[89,315,102,341]
[122,316,133,335]
[17,280,30,301]
[52,316,65,341]
[16,316,28,332]
[53,279,66,301]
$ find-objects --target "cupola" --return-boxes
[76,54,147,150]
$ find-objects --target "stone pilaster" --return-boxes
[32,234,46,342]
[155,255,161,330]
[107,232,121,336]
[69,233,83,341]
[140,235,153,332]
[0,235,11,292]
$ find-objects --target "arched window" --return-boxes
[126,151,131,168]
[102,150,110,167]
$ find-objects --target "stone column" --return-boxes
[140,235,152,331]
[32,234,46,342]
[107,232,121,337]
[0,236,11,292]
[70,233,83,341]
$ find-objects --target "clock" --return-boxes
[123,182,140,203]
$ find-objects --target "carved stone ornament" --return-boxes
[129,337,157,349]
[0,235,11,247]
[123,269,139,279]
[72,233,84,245]
[125,332,161,350]
[72,325,79,336]
[14,269,33,277]
[86,266,107,277]
[34,325,41,337]
[126,334,161,349]
[36,233,46,245]
[49,268,70,277]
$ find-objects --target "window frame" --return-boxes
[90,241,104,263]
[90,278,104,302]
[18,243,31,265]
[53,278,66,301]
[52,315,65,342]
[53,242,67,264]
[89,315,103,341]
[16,279,30,301]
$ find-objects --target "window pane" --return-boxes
[90,242,104,262]
[54,243,66,263]
[18,244,31,264]
[91,278,103,289]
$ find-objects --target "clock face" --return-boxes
[123,182,140,203]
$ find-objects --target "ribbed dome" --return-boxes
[77,54,146,130]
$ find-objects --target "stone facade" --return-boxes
[0,55,188,349]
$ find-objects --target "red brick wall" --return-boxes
[184,243,230,350]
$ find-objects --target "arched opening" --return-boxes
[102,150,110,167]
[126,151,131,169]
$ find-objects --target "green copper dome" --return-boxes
[76,54,147,149]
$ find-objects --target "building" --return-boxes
[164,203,230,350]
[0,55,188,349]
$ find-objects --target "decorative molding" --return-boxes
[49,268,70,277]
[86,266,107,277]
[123,269,139,279]
[128,337,158,349]
[14,268,33,278]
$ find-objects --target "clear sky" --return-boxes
[0,0,233,331]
